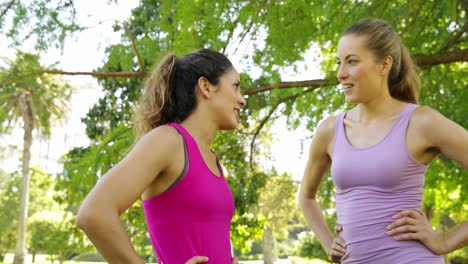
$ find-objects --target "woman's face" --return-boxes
[336,34,388,104]
[211,67,246,130]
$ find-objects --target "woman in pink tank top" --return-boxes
[299,19,468,263]
[76,49,246,263]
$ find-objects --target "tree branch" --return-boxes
[9,49,465,95]
[244,79,337,95]
[0,0,15,19]
[243,49,468,95]
[249,102,279,171]
[221,2,244,54]
[439,23,468,52]
[462,0,468,13]
[413,49,468,66]
[453,37,468,46]
[248,87,319,171]
[230,0,269,57]
[123,22,145,73]
[42,70,146,78]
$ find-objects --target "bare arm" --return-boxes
[388,107,468,254]
[76,126,180,264]
[415,106,468,168]
[440,222,468,253]
[298,116,345,262]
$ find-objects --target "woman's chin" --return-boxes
[344,96,359,104]
[220,121,238,131]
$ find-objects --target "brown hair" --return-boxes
[343,18,420,103]
[134,49,234,140]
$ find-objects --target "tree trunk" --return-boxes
[13,96,34,264]
[262,226,277,264]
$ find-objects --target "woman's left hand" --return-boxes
[386,209,446,255]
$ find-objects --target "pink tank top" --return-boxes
[331,104,444,263]
[143,123,235,264]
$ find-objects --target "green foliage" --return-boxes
[0,0,80,51]
[0,167,7,191]
[0,171,18,259]
[0,166,57,257]
[29,212,77,263]
[257,172,298,240]
[230,213,265,254]
[295,232,328,261]
[56,125,133,212]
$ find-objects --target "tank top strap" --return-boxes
[332,111,348,156]
[392,103,419,132]
[167,122,224,178]
[167,122,198,153]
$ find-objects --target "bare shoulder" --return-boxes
[412,105,442,124]
[309,115,338,154]
[140,125,181,145]
[410,105,448,132]
[126,124,184,177]
[313,115,338,146]
[138,124,182,150]
[316,115,337,138]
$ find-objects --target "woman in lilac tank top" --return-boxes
[76,49,246,263]
[299,19,468,263]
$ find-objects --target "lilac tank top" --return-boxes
[331,104,444,264]
[143,123,235,264]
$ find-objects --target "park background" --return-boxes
[0,0,467,263]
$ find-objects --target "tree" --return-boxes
[0,52,72,264]
[255,172,298,263]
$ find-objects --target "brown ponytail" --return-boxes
[134,54,177,140]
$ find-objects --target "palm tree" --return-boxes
[0,51,72,264]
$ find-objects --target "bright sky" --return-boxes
[1,1,324,181]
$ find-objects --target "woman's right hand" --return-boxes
[184,256,239,264]
[185,256,208,264]
[328,225,347,263]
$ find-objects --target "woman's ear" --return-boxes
[381,55,393,75]
[197,76,212,99]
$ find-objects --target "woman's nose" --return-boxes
[239,95,247,107]
[337,65,348,81]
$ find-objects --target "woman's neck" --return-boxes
[180,113,217,149]
[355,97,406,124]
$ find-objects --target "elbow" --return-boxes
[298,191,311,208]
[76,201,119,233]
[76,204,99,232]
[298,189,317,210]
[75,207,89,231]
